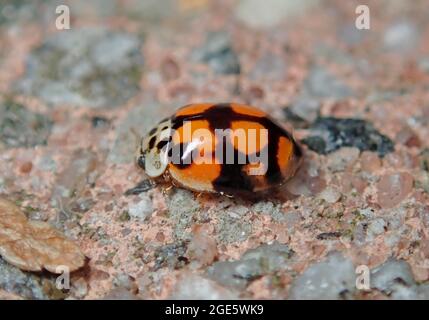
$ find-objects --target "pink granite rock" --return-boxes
[376,172,414,208]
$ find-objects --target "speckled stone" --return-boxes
[17,27,143,108]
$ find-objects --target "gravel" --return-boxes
[128,194,153,221]
[171,274,239,300]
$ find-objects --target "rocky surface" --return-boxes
[0,0,428,300]
[0,98,52,148]
[17,27,143,108]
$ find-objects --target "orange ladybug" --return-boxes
[137,103,302,196]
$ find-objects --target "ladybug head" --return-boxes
[138,118,172,178]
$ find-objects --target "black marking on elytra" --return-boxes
[204,103,235,132]
[264,124,282,185]
[149,127,157,135]
[156,140,169,150]
[171,103,284,132]
[169,104,297,192]
[148,136,156,149]
[293,139,303,158]
[171,103,246,130]
[212,135,255,193]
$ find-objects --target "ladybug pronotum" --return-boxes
[137,103,302,196]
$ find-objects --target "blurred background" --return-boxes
[1,0,428,111]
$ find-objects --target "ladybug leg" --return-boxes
[124,179,156,195]
[162,185,174,194]
[195,192,204,199]
[219,191,234,198]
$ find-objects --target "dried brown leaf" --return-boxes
[0,199,85,273]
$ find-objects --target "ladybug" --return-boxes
[136,103,302,196]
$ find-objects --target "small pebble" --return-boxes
[171,274,238,299]
[319,187,342,204]
[187,225,218,266]
[376,172,414,208]
[128,194,153,221]
[19,162,33,174]
[360,151,382,173]
[371,259,416,294]
[367,218,387,239]
[288,252,355,299]
[326,147,360,172]
[395,126,421,148]
[384,21,419,53]
[288,98,320,123]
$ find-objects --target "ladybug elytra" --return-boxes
[137,103,302,196]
